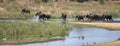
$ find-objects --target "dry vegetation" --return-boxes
[0,0,120,19]
[92,40,120,46]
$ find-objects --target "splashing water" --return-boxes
[30,16,39,22]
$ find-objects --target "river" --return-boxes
[0,18,120,46]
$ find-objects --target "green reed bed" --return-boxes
[0,21,71,44]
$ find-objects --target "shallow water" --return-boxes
[1,26,120,46]
[113,18,120,21]
[0,17,120,22]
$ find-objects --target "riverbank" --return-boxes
[0,21,71,44]
[69,22,120,30]
[0,37,64,45]
[0,1,120,19]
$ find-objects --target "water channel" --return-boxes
[0,18,120,46]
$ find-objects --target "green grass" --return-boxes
[0,21,71,44]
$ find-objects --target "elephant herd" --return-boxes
[22,8,113,21]
[21,8,51,21]
[35,12,51,21]
[75,14,113,21]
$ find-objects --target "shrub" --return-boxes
[42,0,49,3]
[34,0,41,3]
[0,22,71,40]
[110,12,120,18]
[98,0,104,5]
[76,0,84,3]
[0,0,4,3]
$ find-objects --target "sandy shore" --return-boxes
[69,22,120,30]
[92,40,120,46]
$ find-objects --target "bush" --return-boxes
[8,0,15,2]
[34,0,41,3]
[0,0,15,3]
[33,0,49,3]
[76,0,84,3]
[110,12,120,18]
[0,0,4,3]
[42,0,49,3]
[99,0,104,5]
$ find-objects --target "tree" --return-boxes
[70,0,75,2]
[42,0,49,3]
[33,0,41,3]
[0,0,4,3]
[76,0,85,3]
[33,0,49,3]
[99,0,104,5]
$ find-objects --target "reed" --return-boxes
[0,21,71,44]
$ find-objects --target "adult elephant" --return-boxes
[35,12,45,21]
[61,13,67,21]
[85,14,95,21]
[39,13,46,21]
[102,14,113,21]
[75,15,84,21]
[45,14,51,20]
[85,14,103,21]
[21,8,30,14]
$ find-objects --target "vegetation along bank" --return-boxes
[0,21,71,44]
